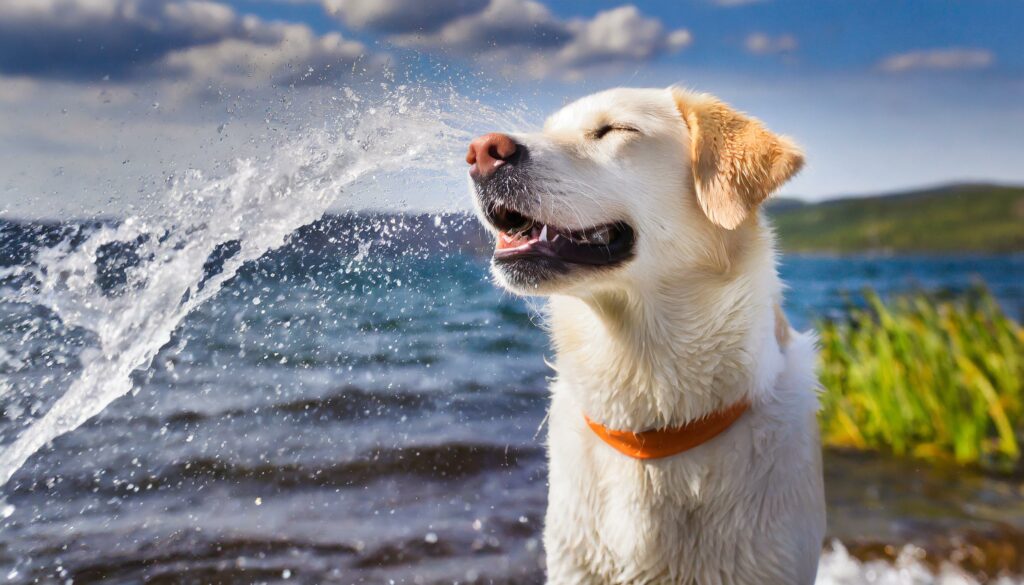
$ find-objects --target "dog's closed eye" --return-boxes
[591,124,639,140]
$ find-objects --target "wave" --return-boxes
[11,529,542,585]
[353,536,460,569]
[161,386,433,426]
[86,383,545,431]
[7,442,544,498]
[15,534,359,585]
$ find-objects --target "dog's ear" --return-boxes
[672,89,804,230]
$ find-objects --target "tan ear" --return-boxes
[672,88,804,230]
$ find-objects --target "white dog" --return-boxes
[466,87,826,584]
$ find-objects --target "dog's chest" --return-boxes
[584,461,720,569]
[543,376,825,584]
[548,422,753,581]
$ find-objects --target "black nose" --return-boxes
[466,133,525,180]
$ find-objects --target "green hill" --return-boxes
[767,184,1024,253]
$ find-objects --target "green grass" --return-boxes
[818,287,1024,471]
[769,184,1024,253]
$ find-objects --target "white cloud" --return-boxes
[381,0,691,80]
[0,77,37,104]
[157,20,380,90]
[878,48,994,73]
[391,0,570,52]
[544,6,692,79]
[0,0,379,88]
[745,33,797,55]
[323,0,485,33]
[0,0,246,79]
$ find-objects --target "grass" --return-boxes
[818,287,1024,471]
[768,183,1024,253]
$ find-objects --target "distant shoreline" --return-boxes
[3,182,1023,254]
[767,183,1024,254]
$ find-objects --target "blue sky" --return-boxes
[1,0,1022,218]
[236,0,1024,76]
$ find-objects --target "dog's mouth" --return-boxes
[485,206,635,267]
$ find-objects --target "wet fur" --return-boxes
[472,87,826,584]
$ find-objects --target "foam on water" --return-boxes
[0,87,484,489]
[817,542,1023,585]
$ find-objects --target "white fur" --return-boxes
[472,88,826,584]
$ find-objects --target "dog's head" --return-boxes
[467,87,803,296]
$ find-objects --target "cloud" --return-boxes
[549,6,692,77]
[157,21,380,89]
[348,0,691,80]
[0,0,246,79]
[322,0,485,34]
[745,33,797,55]
[878,48,994,73]
[392,0,571,52]
[0,0,377,87]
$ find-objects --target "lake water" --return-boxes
[0,215,1022,584]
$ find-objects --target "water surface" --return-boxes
[0,215,1022,584]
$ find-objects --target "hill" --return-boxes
[767,184,1024,253]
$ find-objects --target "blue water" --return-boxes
[0,215,1021,584]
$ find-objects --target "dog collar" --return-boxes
[584,399,751,460]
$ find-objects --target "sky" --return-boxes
[1,0,1022,219]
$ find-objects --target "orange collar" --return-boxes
[585,399,751,460]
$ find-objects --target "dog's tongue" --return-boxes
[493,221,630,265]
[496,224,549,250]
[496,231,531,250]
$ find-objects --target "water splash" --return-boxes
[0,87,485,488]
[817,541,1024,585]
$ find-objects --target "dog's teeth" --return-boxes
[501,234,512,243]
[540,225,548,241]
[552,234,560,242]
[588,227,610,245]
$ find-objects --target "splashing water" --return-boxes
[0,88,488,489]
[817,542,1024,585]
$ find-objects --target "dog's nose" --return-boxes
[466,133,519,180]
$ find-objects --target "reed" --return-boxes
[817,287,1024,471]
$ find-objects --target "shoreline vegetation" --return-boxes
[768,183,1024,254]
[818,287,1024,472]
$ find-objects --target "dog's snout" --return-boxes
[466,133,522,180]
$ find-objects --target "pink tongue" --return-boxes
[496,230,530,250]
[495,224,555,250]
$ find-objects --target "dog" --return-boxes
[466,87,826,584]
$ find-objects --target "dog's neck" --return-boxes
[546,225,787,431]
